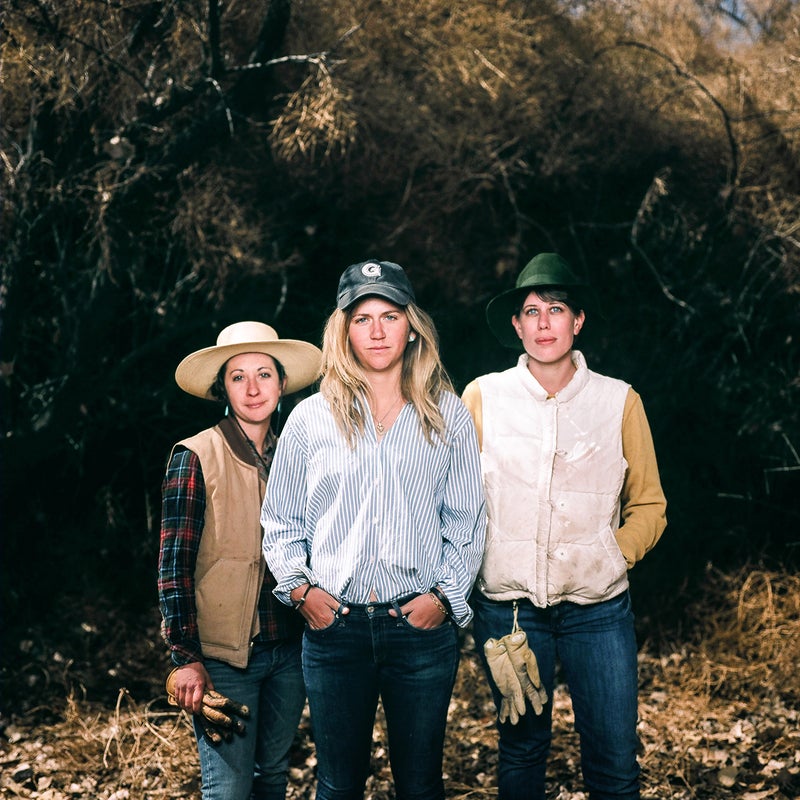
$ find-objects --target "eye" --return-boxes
[230,373,243,381]
[550,305,564,314]
[259,370,273,379]
[383,313,399,322]
[523,307,539,316]
[352,315,369,325]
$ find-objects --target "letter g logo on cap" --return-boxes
[361,262,382,277]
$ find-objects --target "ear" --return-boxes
[280,376,288,394]
[573,310,586,336]
[511,314,523,340]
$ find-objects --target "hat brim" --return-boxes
[175,339,322,399]
[337,285,414,310]
[485,285,597,349]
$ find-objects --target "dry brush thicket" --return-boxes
[1,2,799,796]
[1,2,797,545]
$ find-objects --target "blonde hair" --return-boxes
[320,302,454,447]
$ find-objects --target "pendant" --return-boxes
[376,421,385,434]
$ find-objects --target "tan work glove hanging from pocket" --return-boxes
[505,629,548,715]
[483,637,526,724]
[483,601,548,724]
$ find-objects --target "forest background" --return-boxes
[1,1,799,798]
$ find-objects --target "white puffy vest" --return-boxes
[475,352,630,607]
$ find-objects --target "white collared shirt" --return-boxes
[260,391,486,626]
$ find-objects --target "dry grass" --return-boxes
[687,567,800,702]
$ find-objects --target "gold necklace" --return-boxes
[373,395,403,435]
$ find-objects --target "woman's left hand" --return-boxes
[389,593,448,629]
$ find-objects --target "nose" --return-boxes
[538,312,550,330]
[370,320,386,339]
[246,378,260,395]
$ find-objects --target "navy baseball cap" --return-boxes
[336,260,416,310]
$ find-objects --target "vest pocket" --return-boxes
[547,524,627,600]
[196,558,259,650]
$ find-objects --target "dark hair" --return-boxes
[210,353,287,403]
[513,286,584,317]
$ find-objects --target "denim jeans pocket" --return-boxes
[400,614,452,633]
[305,614,346,635]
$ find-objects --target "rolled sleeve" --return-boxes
[432,410,486,625]
[261,418,316,605]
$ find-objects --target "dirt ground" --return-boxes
[1,567,798,799]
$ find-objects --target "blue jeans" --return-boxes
[302,599,460,800]
[195,639,306,800]
[471,590,640,800]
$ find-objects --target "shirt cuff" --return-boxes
[274,570,317,606]
[170,644,204,667]
[434,582,473,627]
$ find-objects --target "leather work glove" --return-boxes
[483,637,526,725]
[166,669,250,744]
[505,630,548,716]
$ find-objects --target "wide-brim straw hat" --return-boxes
[485,253,597,349]
[175,321,322,399]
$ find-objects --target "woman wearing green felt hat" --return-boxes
[463,253,667,800]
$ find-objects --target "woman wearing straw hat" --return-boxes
[158,321,322,800]
[462,253,667,800]
[260,260,486,800]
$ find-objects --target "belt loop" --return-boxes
[390,600,406,619]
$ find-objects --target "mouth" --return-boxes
[534,337,556,345]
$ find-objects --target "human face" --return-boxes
[223,352,285,427]
[511,291,584,367]
[348,297,411,376]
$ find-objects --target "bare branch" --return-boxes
[605,40,740,190]
[630,169,697,314]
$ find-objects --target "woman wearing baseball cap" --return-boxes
[261,260,486,800]
[158,321,321,800]
[462,253,667,800]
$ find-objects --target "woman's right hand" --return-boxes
[168,662,214,714]
[291,584,347,629]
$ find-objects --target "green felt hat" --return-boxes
[485,253,595,349]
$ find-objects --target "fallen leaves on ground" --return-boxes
[1,566,798,799]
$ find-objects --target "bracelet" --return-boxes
[428,591,448,616]
[292,584,314,610]
[430,586,452,614]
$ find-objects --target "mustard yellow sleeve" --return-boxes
[461,380,483,451]
[617,388,667,568]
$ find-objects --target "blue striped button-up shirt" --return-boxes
[260,391,486,626]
